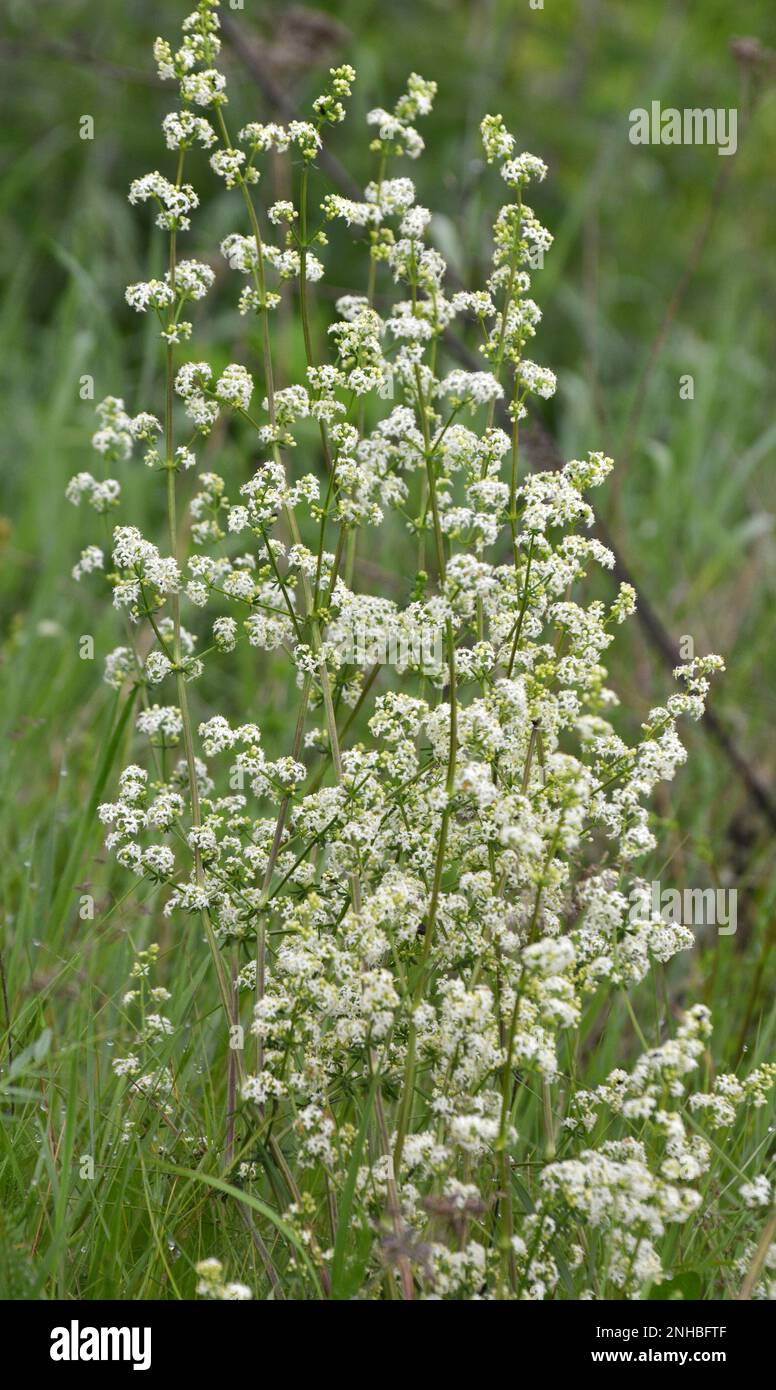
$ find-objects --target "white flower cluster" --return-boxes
[195,1258,253,1301]
[73,1,771,1301]
[125,260,215,346]
[109,943,203,1151]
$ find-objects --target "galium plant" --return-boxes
[70,0,775,1300]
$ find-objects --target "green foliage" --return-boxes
[0,0,774,1300]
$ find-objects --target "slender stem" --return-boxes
[162,150,240,1088]
[393,296,458,1179]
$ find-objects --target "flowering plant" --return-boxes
[72,0,774,1300]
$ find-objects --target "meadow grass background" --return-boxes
[0,0,775,1297]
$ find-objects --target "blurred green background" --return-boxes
[1,0,775,1082]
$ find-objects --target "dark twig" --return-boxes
[0,37,162,88]
[221,14,363,201]
[527,418,776,832]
